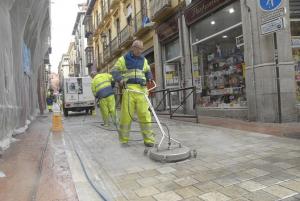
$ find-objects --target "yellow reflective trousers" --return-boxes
[119,84,155,144]
[99,94,116,126]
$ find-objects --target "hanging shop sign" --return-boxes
[184,0,234,26]
[259,0,282,12]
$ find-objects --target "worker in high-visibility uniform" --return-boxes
[91,71,116,127]
[46,89,55,112]
[111,40,155,147]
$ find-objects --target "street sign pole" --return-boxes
[273,32,282,123]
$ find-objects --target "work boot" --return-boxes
[101,123,110,127]
[144,142,154,147]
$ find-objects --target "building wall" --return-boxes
[0,0,51,151]
[90,0,155,72]
[153,0,298,122]
[242,0,297,122]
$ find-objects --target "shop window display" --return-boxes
[192,26,247,108]
[291,20,300,102]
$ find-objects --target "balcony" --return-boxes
[119,24,133,48]
[84,16,94,38]
[133,11,152,37]
[103,46,110,62]
[110,36,121,56]
[150,0,172,22]
[85,47,94,67]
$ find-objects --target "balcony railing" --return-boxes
[119,25,132,46]
[133,11,151,36]
[85,47,94,67]
[110,36,119,54]
[150,0,171,20]
[103,46,110,62]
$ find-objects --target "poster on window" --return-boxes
[164,64,179,87]
[192,56,202,92]
[293,48,300,102]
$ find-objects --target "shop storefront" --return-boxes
[156,14,182,107]
[185,0,247,118]
[290,0,300,103]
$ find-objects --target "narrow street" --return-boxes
[1,112,300,201]
[1,0,300,200]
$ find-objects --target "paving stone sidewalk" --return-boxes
[64,114,300,201]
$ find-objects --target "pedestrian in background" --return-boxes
[91,71,117,127]
[46,88,55,112]
[111,40,155,147]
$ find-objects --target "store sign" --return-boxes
[259,0,282,11]
[184,0,233,26]
[261,17,284,35]
[261,7,285,23]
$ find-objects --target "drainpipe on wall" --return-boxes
[179,8,187,113]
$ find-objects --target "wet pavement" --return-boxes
[0,111,300,201]
[0,115,78,201]
[63,112,300,201]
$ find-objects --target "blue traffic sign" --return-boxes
[259,0,282,11]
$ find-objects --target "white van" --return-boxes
[62,77,95,116]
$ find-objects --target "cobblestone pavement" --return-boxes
[63,113,300,201]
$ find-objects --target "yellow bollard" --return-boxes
[52,103,63,132]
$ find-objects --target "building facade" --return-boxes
[83,0,299,122]
[58,54,71,89]
[84,0,155,74]
[153,0,299,122]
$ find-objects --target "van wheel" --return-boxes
[63,109,68,116]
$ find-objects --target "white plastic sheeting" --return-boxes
[0,0,51,150]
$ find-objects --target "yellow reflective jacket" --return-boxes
[111,52,152,86]
[91,73,114,98]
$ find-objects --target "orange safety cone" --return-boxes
[52,103,63,132]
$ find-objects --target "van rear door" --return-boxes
[78,77,94,103]
[64,77,79,104]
